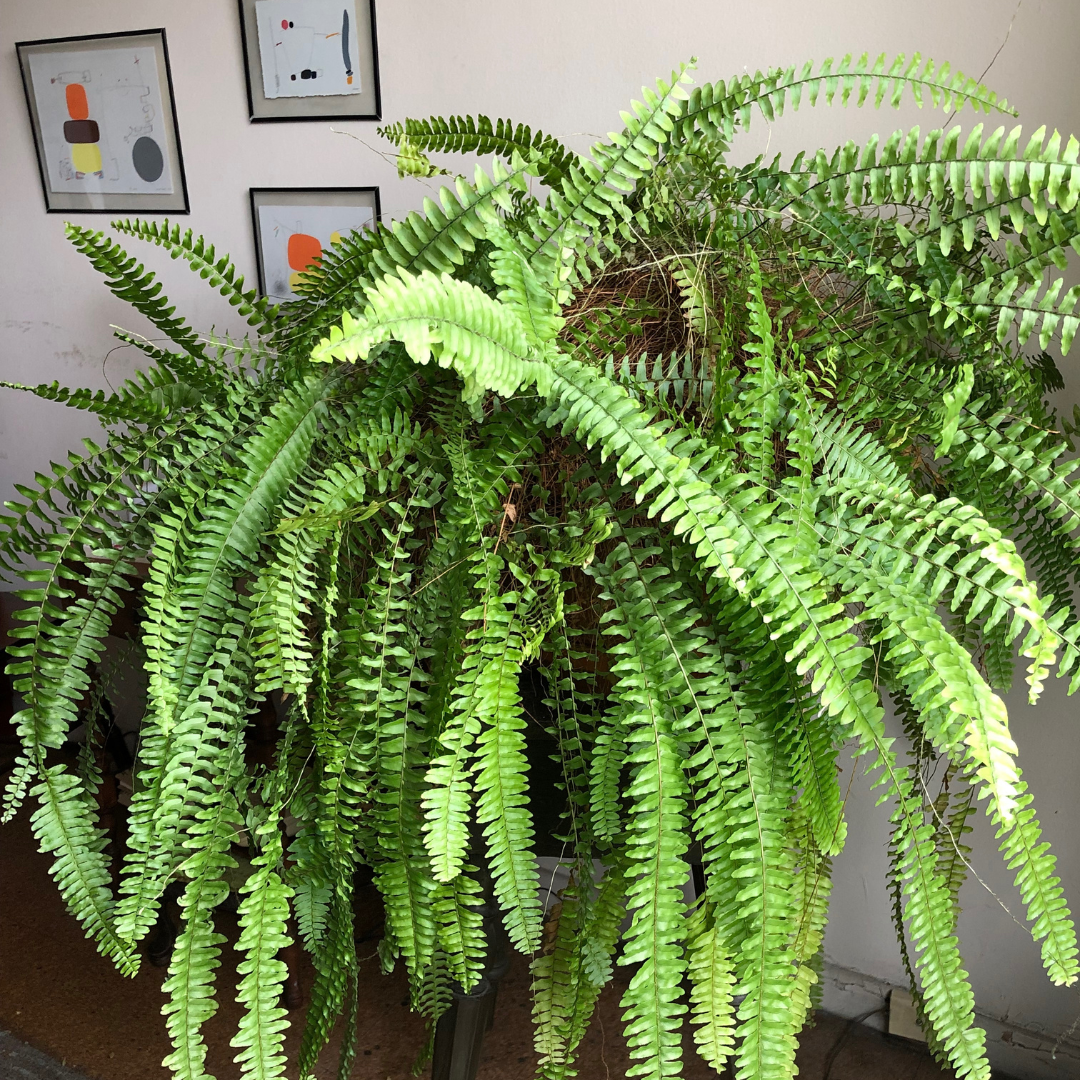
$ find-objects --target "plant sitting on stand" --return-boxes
[5,54,1080,1080]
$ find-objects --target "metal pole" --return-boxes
[429,869,510,1080]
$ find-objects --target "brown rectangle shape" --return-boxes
[63,119,99,144]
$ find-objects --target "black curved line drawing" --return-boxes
[341,8,352,79]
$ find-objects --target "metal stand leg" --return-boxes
[430,877,510,1080]
[147,880,183,967]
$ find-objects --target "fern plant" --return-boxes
[5,53,1080,1080]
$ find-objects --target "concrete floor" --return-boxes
[0,1029,93,1080]
[0,803,988,1080]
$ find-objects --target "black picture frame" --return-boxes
[250,186,381,301]
[16,28,189,214]
[237,0,381,122]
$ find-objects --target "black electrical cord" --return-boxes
[821,1005,888,1080]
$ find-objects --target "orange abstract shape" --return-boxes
[287,232,322,272]
[66,83,89,120]
[71,143,102,174]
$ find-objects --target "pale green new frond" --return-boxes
[686,904,738,1074]
[488,234,565,351]
[311,270,552,402]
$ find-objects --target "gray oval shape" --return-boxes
[132,137,164,183]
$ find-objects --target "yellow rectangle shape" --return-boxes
[71,143,102,174]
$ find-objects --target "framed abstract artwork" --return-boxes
[250,186,380,301]
[16,28,188,214]
[237,0,381,122]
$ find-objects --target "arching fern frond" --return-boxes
[113,219,279,333]
[65,223,208,359]
[674,53,1012,147]
[311,269,553,402]
[379,114,579,189]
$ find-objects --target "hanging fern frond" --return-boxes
[311,269,553,402]
[231,816,294,1080]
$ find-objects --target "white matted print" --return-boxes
[255,0,362,99]
[257,202,373,300]
[27,45,173,196]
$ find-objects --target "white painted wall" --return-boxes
[4,1,1080,1074]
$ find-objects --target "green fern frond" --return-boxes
[311,270,552,403]
[119,379,328,942]
[113,219,279,332]
[686,903,738,1075]
[589,544,695,1080]
[676,53,1012,147]
[231,818,293,1080]
[0,375,179,424]
[468,575,544,954]
[28,769,138,974]
[520,67,694,297]
[379,114,579,189]
[161,646,250,1080]
[298,890,357,1076]
[65,224,208,359]
[993,780,1079,985]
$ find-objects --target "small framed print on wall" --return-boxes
[237,0,381,122]
[16,28,188,214]
[250,187,380,302]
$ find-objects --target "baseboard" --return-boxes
[819,960,1080,1080]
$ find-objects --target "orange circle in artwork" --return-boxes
[66,83,89,120]
[287,232,323,272]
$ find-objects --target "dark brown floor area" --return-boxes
[1,803,964,1080]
